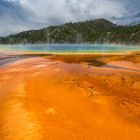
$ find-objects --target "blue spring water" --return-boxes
[0,44,140,53]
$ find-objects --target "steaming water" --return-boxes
[0,44,140,53]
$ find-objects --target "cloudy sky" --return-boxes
[0,0,140,36]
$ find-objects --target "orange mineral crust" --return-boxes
[0,56,140,140]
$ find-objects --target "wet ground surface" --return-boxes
[0,54,51,66]
[0,52,140,140]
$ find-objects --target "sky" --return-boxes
[0,0,140,36]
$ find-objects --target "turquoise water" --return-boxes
[0,44,140,53]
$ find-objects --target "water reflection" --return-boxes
[44,52,140,67]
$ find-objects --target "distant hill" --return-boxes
[0,19,140,45]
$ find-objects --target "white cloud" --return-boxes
[16,0,128,22]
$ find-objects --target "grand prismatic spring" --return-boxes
[0,44,140,140]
